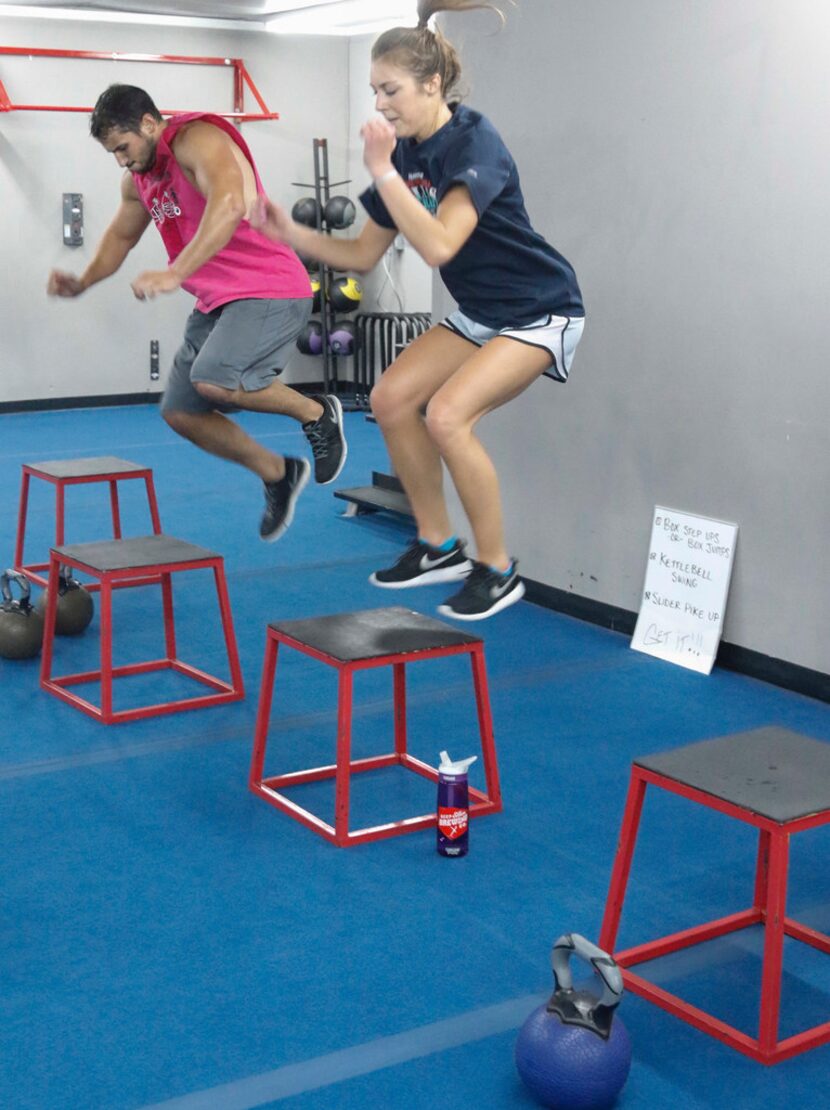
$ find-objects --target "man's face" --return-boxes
[100,118,157,174]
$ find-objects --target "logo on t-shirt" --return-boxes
[406,173,437,214]
[148,188,182,225]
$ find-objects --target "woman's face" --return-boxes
[370,58,442,142]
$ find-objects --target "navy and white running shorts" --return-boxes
[439,309,585,382]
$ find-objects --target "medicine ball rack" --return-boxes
[292,138,361,407]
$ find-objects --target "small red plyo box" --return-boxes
[15,457,162,592]
[249,606,503,847]
[40,534,244,724]
[600,726,830,1064]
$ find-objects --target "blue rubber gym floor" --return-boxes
[1,404,829,1109]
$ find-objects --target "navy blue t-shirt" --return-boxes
[359,104,584,329]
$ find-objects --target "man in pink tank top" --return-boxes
[47,84,347,543]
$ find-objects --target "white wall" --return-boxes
[0,16,350,399]
[347,33,431,316]
[436,0,830,673]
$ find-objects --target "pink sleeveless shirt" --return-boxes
[132,112,311,313]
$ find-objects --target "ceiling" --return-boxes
[0,1,419,33]
[0,1,331,19]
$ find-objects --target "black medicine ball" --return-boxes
[324,195,356,230]
[292,197,321,227]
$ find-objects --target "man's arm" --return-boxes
[131,121,249,300]
[47,172,151,297]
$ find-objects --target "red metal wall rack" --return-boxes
[0,45,278,121]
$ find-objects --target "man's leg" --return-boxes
[162,407,288,483]
[161,305,311,541]
[192,379,346,486]
[190,298,346,485]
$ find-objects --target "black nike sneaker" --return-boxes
[369,539,472,588]
[303,394,347,484]
[259,456,310,542]
[438,559,525,620]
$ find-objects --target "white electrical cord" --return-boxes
[377,250,405,314]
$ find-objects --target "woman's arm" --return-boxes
[361,117,479,268]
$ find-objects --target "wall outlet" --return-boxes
[62,193,83,247]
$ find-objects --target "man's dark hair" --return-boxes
[90,84,162,139]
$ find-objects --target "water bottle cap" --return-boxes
[438,750,477,775]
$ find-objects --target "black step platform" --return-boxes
[27,456,150,478]
[636,726,830,823]
[268,605,481,662]
[54,534,220,572]
[334,471,414,521]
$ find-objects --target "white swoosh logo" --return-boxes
[420,551,454,571]
[489,576,516,599]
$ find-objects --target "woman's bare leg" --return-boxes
[370,325,476,544]
[425,337,553,569]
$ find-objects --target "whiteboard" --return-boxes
[631,506,739,675]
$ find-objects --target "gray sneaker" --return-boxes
[303,394,347,484]
[260,457,310,542]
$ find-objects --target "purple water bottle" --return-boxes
[437,750,477,857]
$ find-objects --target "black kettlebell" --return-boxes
[36,566,94,636]
[0,569,44,660]
[324,195,356,230]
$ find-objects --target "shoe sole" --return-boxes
[260,459,311,543]
[317,395,348,486]
[368,560,473,588]
[437,579,526,620]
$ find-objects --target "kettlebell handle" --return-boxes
[551,933,623,1009]
[56,564,78,592]
[1,568,32,608]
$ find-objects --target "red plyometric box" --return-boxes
[600,727,830,1064]
[40,534,244,724]
[15,457,162,592]
[249,607,503,847]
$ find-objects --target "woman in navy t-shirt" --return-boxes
[253,0,584,619]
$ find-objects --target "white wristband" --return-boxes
[374,168,398,188]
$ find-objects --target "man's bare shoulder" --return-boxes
[170,118,231,155]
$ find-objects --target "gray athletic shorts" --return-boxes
[161,297,312,415]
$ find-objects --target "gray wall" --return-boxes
[440,0,829,673]
[0,16,350,397]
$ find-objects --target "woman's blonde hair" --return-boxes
[371,1,507,105]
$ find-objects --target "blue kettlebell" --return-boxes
[515,934,632,1110]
